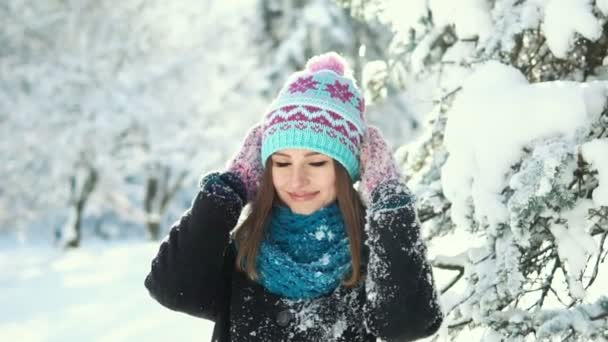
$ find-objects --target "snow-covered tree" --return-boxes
[255,0,420,143]
[1,0,265,245]
[340,0,608,340]
[256,0,371,90]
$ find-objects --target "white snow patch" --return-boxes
[429,0,492,42]
[581,139,608,206]
[379,0,429,34]
[550,200,598,299]
[598,0,608,15]
[319,253,330,266]
[543,0,602,58]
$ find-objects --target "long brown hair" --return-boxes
[234,158,366,287]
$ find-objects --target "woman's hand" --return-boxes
[226,123,264,202]
[358,126,401,204]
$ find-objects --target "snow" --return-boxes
[411,29,441,74]
[280,290,360,340]
[543,0,602,58]
[536,307,594,339]
[581,139,608,206]
[376,0,429,35]
[0,241,214,341]
[549,200,598,299]
[441,61,607,231]
[373,0,608,76]
[319,253,331,266]
[429,0,493,43]
[599,0,608,15]
[303,0,332,26]
[362,60,388,101]
[330,315,348,338]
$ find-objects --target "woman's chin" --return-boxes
[287,203,322,215]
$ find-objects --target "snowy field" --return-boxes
[0,241,214,342]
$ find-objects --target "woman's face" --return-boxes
[271,148,337,215]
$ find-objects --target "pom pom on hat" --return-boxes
[305,52,346,75]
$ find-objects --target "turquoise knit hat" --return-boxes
[261,52,366,181]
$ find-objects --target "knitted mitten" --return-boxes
[358,126,401,205]
[226,123,264,202]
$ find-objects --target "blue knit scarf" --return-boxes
[257,202,352,300]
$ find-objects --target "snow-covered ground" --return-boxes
[0,241,214,341]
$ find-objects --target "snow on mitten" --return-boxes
[359,126,401,205]
[226,123,264,202]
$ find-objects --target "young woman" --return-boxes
[145,52,443,341]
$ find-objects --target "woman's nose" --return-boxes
[289,166,309,188]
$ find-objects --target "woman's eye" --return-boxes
[310,161,327,167]
[274,162,290,167]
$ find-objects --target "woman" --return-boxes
[144,52,443,341]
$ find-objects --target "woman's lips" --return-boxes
[289,191,319,201]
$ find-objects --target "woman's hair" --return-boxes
[234,158,366,287]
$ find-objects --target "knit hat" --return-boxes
[261,52,366,181]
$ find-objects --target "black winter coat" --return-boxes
[145,172,443,342]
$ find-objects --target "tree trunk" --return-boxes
[58,161,98,249]
[144,163,187,240]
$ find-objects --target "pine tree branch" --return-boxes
[432,254,466,293]
[418,203,451,223]
[519,30,546,79]
[585,231,607,289]
[526,244,554,263]
[549,286,569,307]
[436,86,462,104]
[444,290,477,318]
[443,279,502,327]
[561,330,575,341]
[448,318,472,329]
[446,297,517,331]
[509,32,524,65]
[439,271,464,295]
[590,311,608,321]
[536,255,560,309]
[597,126,607,140]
